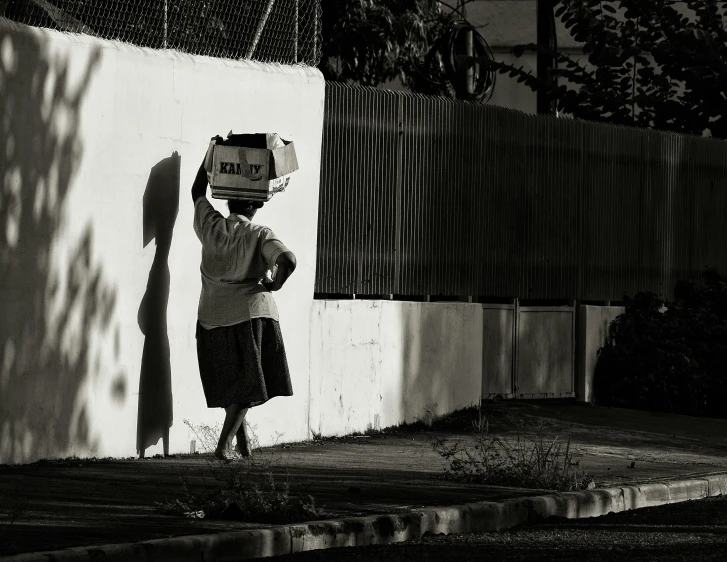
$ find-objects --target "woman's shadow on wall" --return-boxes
[137,152,180,458]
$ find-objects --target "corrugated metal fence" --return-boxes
[315,83,727,301]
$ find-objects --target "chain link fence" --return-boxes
[2,0,321,66]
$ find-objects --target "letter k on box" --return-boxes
[204,133,299,201]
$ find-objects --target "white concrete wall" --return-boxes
[0,18,325,464]
[0,16,640,464]
[577,305,625,404]
[309,300,483,437]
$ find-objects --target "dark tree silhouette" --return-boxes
[319,0,455,94]
[486,0,727,138]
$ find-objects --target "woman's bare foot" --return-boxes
[216,404,248,462]
[235,424,253,457]
[234,441,253,457]
[214,447,233,462]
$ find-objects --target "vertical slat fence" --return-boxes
[315,83,727,301]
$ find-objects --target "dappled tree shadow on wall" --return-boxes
[0,26,116,463]
[136,153,180,458]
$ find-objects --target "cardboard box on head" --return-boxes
[204,133,298,202]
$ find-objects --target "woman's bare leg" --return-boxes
[215,404,248,459]
[235,412,252,457]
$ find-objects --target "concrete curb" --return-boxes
[7,473,727,561]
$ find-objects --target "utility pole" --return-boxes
[536,0,557,115]
[247,0,277,59]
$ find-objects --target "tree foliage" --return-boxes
[595,269,727,418]
[319,0,454,93]
[491,0,727,138]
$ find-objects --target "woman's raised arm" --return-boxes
[191,160,208,202]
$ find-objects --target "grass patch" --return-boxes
[158,469,319,524]
[307,400,591,492]
[156,420,321,524]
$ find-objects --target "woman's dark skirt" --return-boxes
[195,318,293,408]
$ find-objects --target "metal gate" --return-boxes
[482,301,575,399]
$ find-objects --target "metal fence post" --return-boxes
[394,95,404,295]
[294,0,299,63]
[513,298,520,395]
[247,0,277,59]
[314,0,319,64]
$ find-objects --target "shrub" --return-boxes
[158,468,319,524]
[595,268,727,417]
[432,416,591,492]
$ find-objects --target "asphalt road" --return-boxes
[259,495,727,561]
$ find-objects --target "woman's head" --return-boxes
[228,199,264,219]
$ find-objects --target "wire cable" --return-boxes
[441,18,496,102]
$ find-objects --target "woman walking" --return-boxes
[191,150,296,460]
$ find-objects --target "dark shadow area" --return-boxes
[515,308,574,396]
[0,21,113,465]
[136,154,180,458]
[400,305,455,425]
[0,457,536,556]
